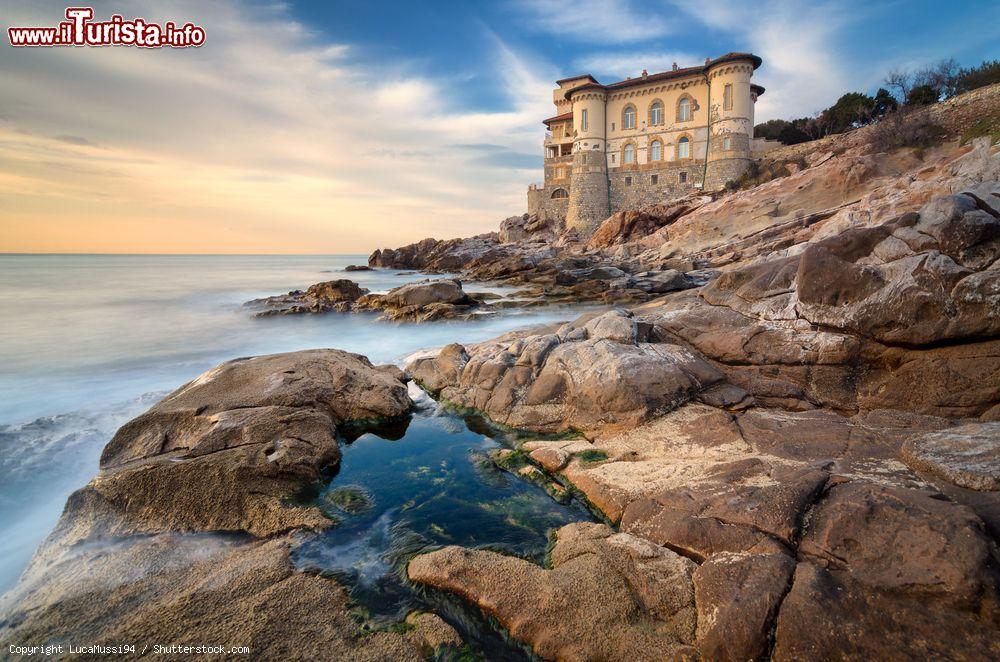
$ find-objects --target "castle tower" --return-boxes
[565,87,609,236]
[704,57,760,189]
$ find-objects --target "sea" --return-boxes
[0,254,590,601]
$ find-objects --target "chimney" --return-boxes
[641,69,648,79]
[672,62,678,71]
[705,57,711,65]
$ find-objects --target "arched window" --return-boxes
[649,139,662,161]
[623,105,636,130]
[624,143,635,164]
[649,100,663,125]
[677,136,690,159]
[551,188,568,199]
[678,97,692,122]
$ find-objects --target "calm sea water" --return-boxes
[0,254,587,594]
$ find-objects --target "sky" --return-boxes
[1,0,998,253]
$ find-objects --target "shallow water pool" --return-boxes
[294,385,595,659]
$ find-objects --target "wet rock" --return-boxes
[323,486,374,515]
[245,279,369,317]
[902,422,1000,490]
[344,264,371,271]
[354,279,485,322]
[403,611,462,653]
[407,522,698,661]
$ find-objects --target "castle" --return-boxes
[527,52,765,234]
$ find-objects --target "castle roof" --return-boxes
[555,74,599,86]
[562,53,763,100]
[542,111,574,125]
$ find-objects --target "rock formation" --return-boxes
[247,278,491,322]
[400,134,1000,660]
[0,351,459,659]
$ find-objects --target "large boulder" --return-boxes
[355,279,481,322]
[378,279,469,308]
[407,310,723,435]
[49,350,411,549]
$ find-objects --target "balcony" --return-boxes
[544,152,573,164]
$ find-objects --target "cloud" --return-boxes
[665,0,859,120]
[0,0,551,252]
[510,0,671,44]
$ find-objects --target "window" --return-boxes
[678,97,692,122]
[679,172,687,183]
[649,139,662,161]
[551,188,568,199]
[625,176,632,186]
[649,100,663,125]
[581,108,588,132]
[611,154,616,164]
[623,105,636,130]
[611,122,616,131]
[678,136,690,159]
[724,84,733,111]
[624,143,635,164]
[722,136,732,150]
[651,174,658,184]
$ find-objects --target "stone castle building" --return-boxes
[527,52,765,234]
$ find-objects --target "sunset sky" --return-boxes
[2,0,998,253]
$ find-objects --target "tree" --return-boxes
[913,58,959,98]
[753,119,790,141]
[821,92,877,133]
[777,123,812,145]
[884,69,912,102]
[872,88,898,117]
[905,84,939,106]
[952,59,1000,95]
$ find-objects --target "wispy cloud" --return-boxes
[0,0,550,252]
[510,0,671,44]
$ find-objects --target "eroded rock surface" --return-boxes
[407,309,723,436]
[408,523,698,662]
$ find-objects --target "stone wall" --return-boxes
[566,150,610,235]
[528,184,570,222]
[705,157,752,190]
[609,164,702,212]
